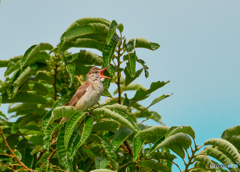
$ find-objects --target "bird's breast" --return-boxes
[74,82,103,111]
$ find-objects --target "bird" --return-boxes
[62,66,111,122]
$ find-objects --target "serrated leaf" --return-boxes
[64,111,86,150]
[136,160,170,172]
[13,66,32,87]
[57,124,73,170]
[0,111,8,120]
[194,155,212,168]
[74,50,103,66]
[137,59,149,78]
[117,23,124,33]
[102,34,120,69]
[201,147,236,168]
[166,125,195,139]
[107,20,118,45]
[130,80,170,105]
[148,132,192,155]
[124,68,143,87]
[150,152,176,162]
[92,121,120,132]
[111,127,133,151]
[222,125,240,140]
[204,138,240,164]
[0,55,22,68]
[113,83,147,95]
[126,51,136,78]
[129,38,160,50]
[135,126,169,143]
[149,94,170,107]
[45,106,77,129]
[2,92,49,105]
[95,157,108,169]
[71,116,93,158]
[93,108,138,133]
[133,135,145,162]
[34,71,54,83]
[65,17,110,32]
[12,114,44,133]
[17,139,34,168]
[67,62,75,87]
[4,60,20,77]
[20,43,53,68]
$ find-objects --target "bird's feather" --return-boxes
[65,80,91,106]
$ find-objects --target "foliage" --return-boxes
[0,17,239,172]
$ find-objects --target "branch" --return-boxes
[0,126,33,172]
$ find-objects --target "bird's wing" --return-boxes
[65,81,91,106]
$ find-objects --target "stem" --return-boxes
[0,126,33,172]
[173,162,182,172]
[53,64,59,101]
[117,53,121,104]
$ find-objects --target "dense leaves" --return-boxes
[0,17,239,172]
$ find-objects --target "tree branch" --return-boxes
[0,126,33,172]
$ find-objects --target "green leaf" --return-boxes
[31,146,46,155]
[113,83,147,95]
[65,17,110,32]
[12,114,44,133]
[57,124,73,170]
[14,150,22,160]
[150,152,177,162]
[126,51,136,78]
[135,126,169,143]
[0,55,22,68]
[148,132,192,155]
[46,106,77,129]
[124,68,143,87]
[20,43,53,68]
[102,76,112,97]
[137,59,149,78]
[166,125,195,139]
[95,157,108,169]
[222,125,240,140]
[107,20,118,45]
[8,103,46,116]
[204,138,240,164]
[42,110,52,130]
[149,94,171,107]
[117,23,124,33]
[194,155,212,168]
[130,80,170,105]
[102,34,120,74]
[126,41,134,52]
[133,135,145,162]
[0,111,8,120]
[71,116,93,158]
[67,62,76,87]
[167,143,185,159]
[2,92,49,105]
[4,60,20,77]
[129,38,160,50]
[93,108,138,133]
[90,169,116,172]
[35,71,54,83]
[74,50,103,66]
[111,127,133,151]
[12,66,32,87]
[136,160,170,172]
[17,139,34,168]
[201,147,236,168]
[65,111,86,150]
[92,121,120,132]
[60,38,107,52]
[60,23,108,50]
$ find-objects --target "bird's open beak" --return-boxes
[100,66,112,79]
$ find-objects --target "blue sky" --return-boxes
[1,0,240,170]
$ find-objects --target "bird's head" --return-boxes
[87,66,112,82]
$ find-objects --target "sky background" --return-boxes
[1,0,240,170]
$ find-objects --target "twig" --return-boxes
[47,148,57,161]
[173,162,182,172]
[0,126,33,172]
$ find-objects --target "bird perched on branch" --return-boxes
[62,66,111,122]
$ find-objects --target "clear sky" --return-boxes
[1,0,240,170]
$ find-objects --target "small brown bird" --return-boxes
[62,66,111,122]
